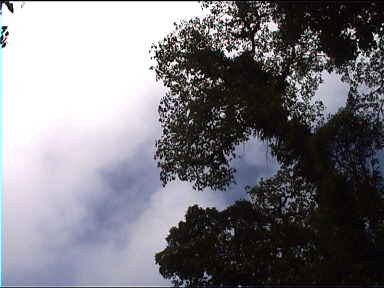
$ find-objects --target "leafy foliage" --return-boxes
[156,167,319,285]
[0,1,23,48]
[156,165,384,286]
[151,1,384,191]
[272,2,384,67]
[151,1,384,285]
[0,1,13,48]
[151,1,328,191]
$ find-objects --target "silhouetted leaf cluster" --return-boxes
[156,167,320,286]
[1,1,15,48]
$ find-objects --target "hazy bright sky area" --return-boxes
[2,2,349,286]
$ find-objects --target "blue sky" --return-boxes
[2,2,350,286]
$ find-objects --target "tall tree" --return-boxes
[151,1,384,285]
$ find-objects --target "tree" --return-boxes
[151,1,384,285]
[156,166,318,286]
[151,1,383,191]
[157,166,325,285]
[157,165,384,285]
[272,2,384,67]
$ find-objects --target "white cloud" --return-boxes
[3,2,228,285]
[315,72,350,115]
[74,181,227,286]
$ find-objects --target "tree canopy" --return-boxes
[156,166,321,286]
[151,1,383,191]
[150,1,384,286]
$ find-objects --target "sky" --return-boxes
[2,2,349,286]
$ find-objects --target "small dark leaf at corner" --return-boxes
[5,1,14,13]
